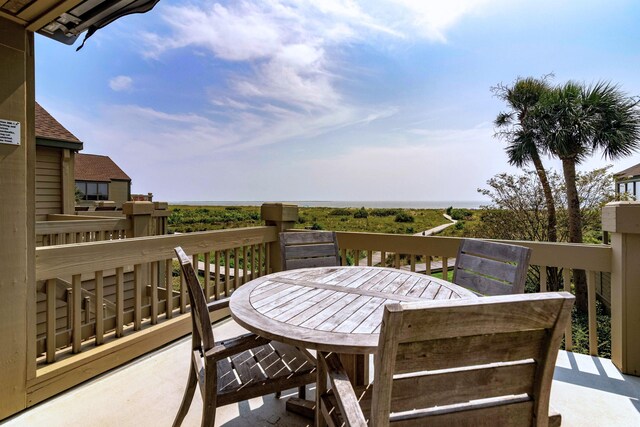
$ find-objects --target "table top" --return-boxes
[230,266,476,354]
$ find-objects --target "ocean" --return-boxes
[171,200,488,209]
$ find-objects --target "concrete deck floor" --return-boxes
[3,318,640,427]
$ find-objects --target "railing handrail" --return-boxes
[36,226,278,280]
[36,218,130,235]
[335,232,612,272]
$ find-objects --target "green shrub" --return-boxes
[445,206,453,215]
[455,221,464,230]
[395,212,414,223]
[353,207,368,219]
[311,222,324,230]
[329,208,352,216]
[450,208,472,220]
[370,208,401,217]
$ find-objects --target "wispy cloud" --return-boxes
[137,0,491,148]
[108,75,133,91]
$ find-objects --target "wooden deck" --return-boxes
[4,318,639,427]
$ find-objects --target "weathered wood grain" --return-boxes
[317,291,574,427]
[230,266,475,354]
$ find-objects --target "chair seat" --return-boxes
[213,337,316,407]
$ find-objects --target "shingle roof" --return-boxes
[35,102,81,143]
[614,162,640,179]
[75,153,131,182]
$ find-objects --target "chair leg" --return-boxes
[173,363,198,427]
[275,391,282,399]
[201,359,218,427]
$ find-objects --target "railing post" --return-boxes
[123,201,153,238]
[602,201,640,376]
[261,203,298,273]
[124,201,154,317]
[152,202,170,291]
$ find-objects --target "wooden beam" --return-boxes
[0,19,34,418]
[25,0,84,32]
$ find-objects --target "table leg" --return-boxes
[339,353,369,386]
[315,354,328,427]
[285,352,368,423]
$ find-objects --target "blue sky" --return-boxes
[35,0,640,203]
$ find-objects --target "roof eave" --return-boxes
[36,137,83,151]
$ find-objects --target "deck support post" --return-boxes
[261,203,298,273]
[602,201,640,376]
[0,19,35,419]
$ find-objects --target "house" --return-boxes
[35,102,133,211]
[614,162,640,199]
[75,153,132,208]
[35,102,83,220]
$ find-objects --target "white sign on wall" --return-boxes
[0,119,20,146]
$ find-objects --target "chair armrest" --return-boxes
[205,333,270,360]
[319,352,367,427]
[207,298,230,312]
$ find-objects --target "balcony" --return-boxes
[2,202,640,424]
[4,320,639,426]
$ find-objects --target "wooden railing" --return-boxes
[36,215,130,246]
[335,232,611,356]
[29,222,612,407]
[35,226,276,365]
[36,202,170,247]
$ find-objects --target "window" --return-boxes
[76,181,109,201]
[618,182,626,193]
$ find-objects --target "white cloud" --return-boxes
[388,0,491,42]
[108,75,133,91]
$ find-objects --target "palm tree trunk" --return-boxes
[530,150,560,291]
[530,150,557,242]
[561,157,587,313]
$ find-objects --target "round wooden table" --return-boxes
[230,265,475,356]
[230,266,476,421]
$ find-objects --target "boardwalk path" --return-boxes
[358,214,457,273]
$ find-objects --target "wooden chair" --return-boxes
[172,247,316,427]
[318,292,574,427]
[280,231,340,270]
[453,238,532,295]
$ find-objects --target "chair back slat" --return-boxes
[453,239,532,295]
[390,400,535,426]
[394,329,547,373]
[371,292,574,426]
[175,247,215,352]
[389,361,536,413]
[280,231,340,270]
[397,293,564,342]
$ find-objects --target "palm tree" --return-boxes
[536,81,640,312]
[493,77,561,290]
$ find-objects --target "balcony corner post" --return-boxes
[602,201,640,376]
[123,201,154,238]
[261,203,299,273]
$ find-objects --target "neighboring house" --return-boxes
[614,163,640,199]
[35,102,83,220]
[75,153,132,208]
